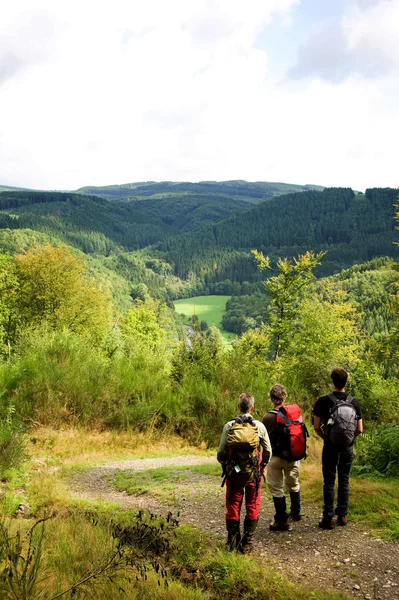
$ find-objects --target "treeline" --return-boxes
[220,257,398,340]
[78,179,322,201]
[0,190,175,251]
[221,293,270,335]
[158,188,399,280]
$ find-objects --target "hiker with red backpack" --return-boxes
[217,393,271,553]
[313,368,363,529]
[262,384,308,531]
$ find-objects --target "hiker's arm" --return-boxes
[259,425,272,466]
[217,424,229,463]
[313,415,325,440]
[355,418,363,436]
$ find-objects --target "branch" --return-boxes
[46,549,120,600]
[26,514,56,538]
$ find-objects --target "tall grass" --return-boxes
[0,511,349,600]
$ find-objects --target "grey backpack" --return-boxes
[327,394,357,446]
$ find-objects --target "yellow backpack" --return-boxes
[226,416,260,484]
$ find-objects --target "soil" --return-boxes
[68,455,399,600]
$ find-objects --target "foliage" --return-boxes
[252,250,326,359]
[0,404,24,478]
[0,245,112,350]
[320,257,399,339]
[121,299,168,353]
[0,511,179,600]
[14,244,111,339]
[158,187,399,282]
[221,292,269,335]
[0,519,47,600]
[171,325,223,386]
[0,253,18,352]
[282,298,361,402]
[355,425,399,477]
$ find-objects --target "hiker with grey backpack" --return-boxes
[313,368,363,529]
[217,393,271,553]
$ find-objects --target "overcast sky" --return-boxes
[0,0,398,191]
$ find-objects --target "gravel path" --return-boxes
[68,455,399,600]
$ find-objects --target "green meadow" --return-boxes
[174,295,236,342]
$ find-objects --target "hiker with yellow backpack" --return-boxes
[217,393,271,553]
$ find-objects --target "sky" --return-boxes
[0,0,398,192]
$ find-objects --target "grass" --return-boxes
[26,427,212,467]
[174,295,236,342]
[114,463,220,503]
[0,509,350,600]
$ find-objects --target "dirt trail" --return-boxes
[68,455,399,600]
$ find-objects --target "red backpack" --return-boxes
[272,404,308,462]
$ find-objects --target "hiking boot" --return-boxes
[269,520,290,532]
[289,491,302,521]
[226,519,241,551]
[318,516,334,530]
[290,511,303,521]
[239,517,258,553]
[272,496,288,522]
[336,515,348,526]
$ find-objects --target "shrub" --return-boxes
[355,424,399,476]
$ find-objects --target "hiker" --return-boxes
[313,367,363,529]
[217,393,271,553]
[262,384,308,531]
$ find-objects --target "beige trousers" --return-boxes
[267,455,300,498]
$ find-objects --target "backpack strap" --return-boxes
[328,392,346,414]
[234,415,256,426]
[328,393,354,408]
[275,410,293,426]
[275,409,302,426]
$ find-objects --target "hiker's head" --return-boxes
[238,393,255,414]
[331,367,348,390]
[270,384,287,406]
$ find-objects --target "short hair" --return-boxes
[270,384,287,404]
[238,393,254,413]
[331,368,348,389]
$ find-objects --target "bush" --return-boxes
[355,424,399,476]
[0,422,24,478]
[0,388,24,477]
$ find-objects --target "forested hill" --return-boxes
[0,185,397,298]
[77,180,324,201]
[75,180,326,233]
[0,183,323,249]
[0,190,178,252]
[157,187,399,280]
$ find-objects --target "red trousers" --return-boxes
[225,478,261,521]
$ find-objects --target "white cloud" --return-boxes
[289,0,399,81]
[0,0,398,192]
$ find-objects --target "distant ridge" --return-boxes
[76,180,324,201]
[0,184,33,193]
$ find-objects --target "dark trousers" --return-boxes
[322,441,354,518]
